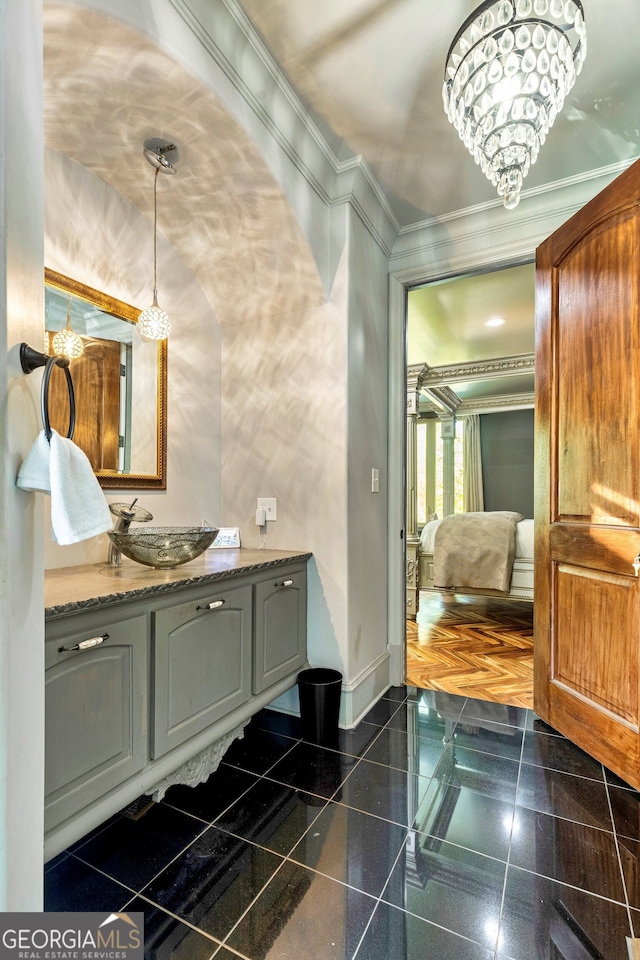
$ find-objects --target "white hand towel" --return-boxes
[16,430,52,494]
[17,429,113,545]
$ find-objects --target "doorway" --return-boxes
[393,262,537,705]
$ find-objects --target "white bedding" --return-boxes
[420,516,534,560]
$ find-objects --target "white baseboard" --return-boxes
[340,651,392,728]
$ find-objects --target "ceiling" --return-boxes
[235,0,639,391]
[43,1,640,379]
[43,4,326,329]
[407,263,535,367]
[238,0,640,223]
[407,263,536,411]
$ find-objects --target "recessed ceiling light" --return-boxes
[485,317,506,328]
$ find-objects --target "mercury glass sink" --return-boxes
[106,526,219,569]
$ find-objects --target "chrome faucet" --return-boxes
[108,499,153,565]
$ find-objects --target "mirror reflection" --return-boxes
[44,270,167,489]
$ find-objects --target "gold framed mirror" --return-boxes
[44,269,167,490]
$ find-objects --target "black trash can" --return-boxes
[297,667,342,746]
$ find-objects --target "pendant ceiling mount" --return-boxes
[142,138,179,175]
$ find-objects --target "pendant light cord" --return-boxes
[152,167,159,300]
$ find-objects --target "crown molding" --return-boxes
[397,158,638,237]
[170,0,398,255]
[169,0,338,204]
[407,363,429,389]
[424,385,461,415]
[422,354,535,386]
[391,158,640,281]
[335,156,401,232]
[457,393,535,415]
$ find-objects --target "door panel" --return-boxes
[556,212,639,523]
[555,565,638,723]
[535,157,640,788]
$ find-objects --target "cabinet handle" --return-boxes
[59,633,109,653]
[276,579,294,587]
[196,599,225,611]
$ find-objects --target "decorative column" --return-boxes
[406,365,428,620]
[439,416,456,518]
[426,386,460,519]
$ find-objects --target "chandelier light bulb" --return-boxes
[52,302,84,360]
[443,0,586,208]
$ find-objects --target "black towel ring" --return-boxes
[41,355,75,441]
[19,343,76,441]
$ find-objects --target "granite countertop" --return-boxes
[45,548,312,618]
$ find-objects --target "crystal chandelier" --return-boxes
[138,138,178,342]
[52,301,84,360]
[443,0,587,209]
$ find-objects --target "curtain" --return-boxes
[463,415,484,512]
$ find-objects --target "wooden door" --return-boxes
[535,158,640,787]
[47,335,121,472]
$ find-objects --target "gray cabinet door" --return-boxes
[151,583,252,758]
[45,613,148,832]
[253,565,307,694]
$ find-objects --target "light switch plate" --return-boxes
[257,497,277,520]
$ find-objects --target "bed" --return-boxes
[417,513,534,602]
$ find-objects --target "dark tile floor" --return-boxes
[45,686,640,960]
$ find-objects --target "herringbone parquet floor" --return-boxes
[406,591,534,708]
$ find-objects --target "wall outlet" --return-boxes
[257,497,277,521]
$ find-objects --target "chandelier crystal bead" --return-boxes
[443,0,586,208]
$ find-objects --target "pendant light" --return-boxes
[52,300,84,360]
[138,138,178,342]
[443,0,587,209]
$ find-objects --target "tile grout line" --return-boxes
[61,851,139,908]
[494,707,528,960]
[207,715,399,956]
[348,711,419,960]
[71,815,214,902]
[603,766,637,942]
[351,695,478,960]
[121,890,228,954]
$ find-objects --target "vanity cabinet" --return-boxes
[44,555,309,859]
[44,611,148,834]
[151,583,253,758]
[253,564,307,694]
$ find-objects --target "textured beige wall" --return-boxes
[43,2,327,327]
[43,150,222,568]
[221,244,349,675]
[39,0,394,712]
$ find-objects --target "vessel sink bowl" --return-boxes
[107,526,219,569]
